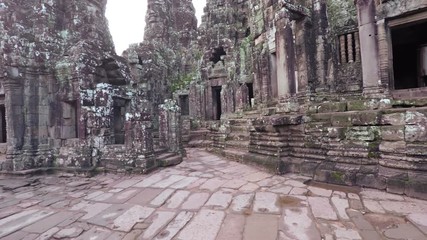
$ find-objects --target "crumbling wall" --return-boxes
[187,0,427,199]
[0,0,155,173]
[123,0,198,131]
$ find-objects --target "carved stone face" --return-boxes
[146,1,165,24]
[145,1,167,39]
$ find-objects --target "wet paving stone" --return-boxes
[0,148,426,239]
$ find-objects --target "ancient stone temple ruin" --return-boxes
[1,0,427,199]
[0,0,186,173]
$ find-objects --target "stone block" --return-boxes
[356,173,386,190]
[351,111,381,126]
[380,126,405,141]
[405,124,427,142]
[381,112,405,126]
[318,102,347,113]
[405,172,427,199]
[379,141,406,153]
[308,113,331,122]
[359,165,379,174]
[300,160,320,177]
[345,126,380,141]
[405,111,427,125]
[313,161,335,182]
[331,114,352,127]
[326,127,346,139]
[386,177,407,195]
[347,100,369,111]
[406,143,427,157]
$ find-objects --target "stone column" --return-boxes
[125,110,155,172]
[3,67,25,170]
[313,0,329,91]
[159,99,182,153]
[275,11,296,97]
[158,108,168,148]
[356,0,381,93]
[235,84,249,111]
[294,19,310,94]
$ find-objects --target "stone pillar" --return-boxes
[356,0,381,93]
[235,84,249,111]
[158,108,168,148]
[313,0,329,91]
[377,20,390,89]
[125,110,155,172]
[275,11,296,97]
[340,35,347,64]
[3,67,25,170]
[295,19,310,94]
[159,99,182,153]
[354,32,361,62]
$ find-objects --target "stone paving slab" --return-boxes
[0,148,427,240]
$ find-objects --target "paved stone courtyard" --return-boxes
[0,148,426,240]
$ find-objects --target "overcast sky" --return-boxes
[106,0,206,54]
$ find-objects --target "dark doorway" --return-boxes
[391,20,427,89]
[210,46,227,65]
[247,83,254,107]
[0,105,6,143]
[212,86,222,120]
[179,95,190,116]
[113,98,128,144]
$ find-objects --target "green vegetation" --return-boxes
[331,171,345,182]
[171,73,194,93]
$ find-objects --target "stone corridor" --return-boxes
[0,149,426,240]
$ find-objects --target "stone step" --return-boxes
[223,148,246,161]
[225,140,249,150]
[229,125,250,133]
[157,154,182,167]
[189,129,210,141]
[228,118,250,126]
[157,152,178,160]
[227,134,250,142]
[187,139,212,148]
[154,148,168,155]
[248,148,280,157]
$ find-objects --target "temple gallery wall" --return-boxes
[0,0,427,199]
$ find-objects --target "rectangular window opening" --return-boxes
[338,32,359,64]
[0,105,6,143]
[179,95,190,116]
[212,87,222,120]
[112,98,128,144]
[391,20,427,90]
[247,83,254,107]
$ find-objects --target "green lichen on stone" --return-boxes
[331,171,345,182]
[326,0,357,33]
[171,72,195,93]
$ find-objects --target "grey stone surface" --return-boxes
[141,211,176,240]
[113,205,155,232]
[244,214,279,240]
[54,227,84,239]
[308,197,338,220]
[205,190,233,210]
[0,149,426,240]
[177,210,225,240]
[216,214,245,240]
[407,213,427,235]
[253,192,280,214]
[282,207,321,240]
